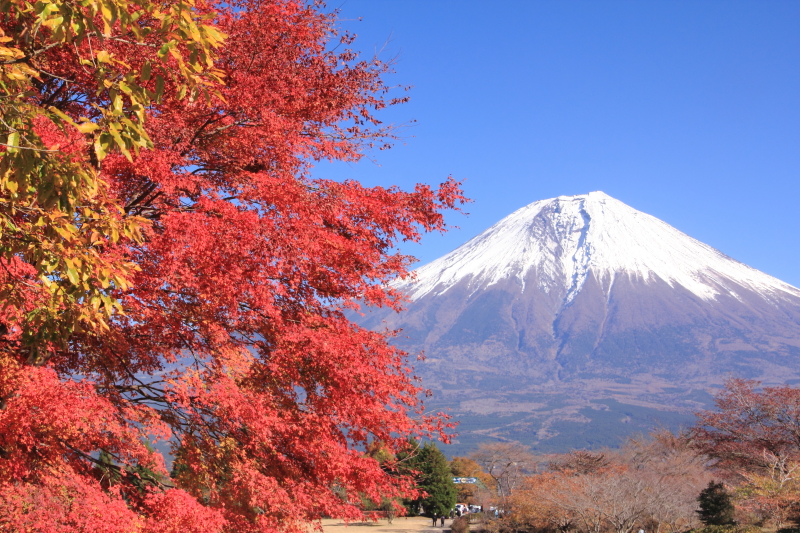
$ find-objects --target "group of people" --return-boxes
[431,507,474,527]
[430,514,447,527]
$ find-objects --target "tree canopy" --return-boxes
[690,378,800,528]
[471,441,535,504]
[0,0,464,531]
[406,442,458,518]
[450,456,494,504]
[691,378,800,471]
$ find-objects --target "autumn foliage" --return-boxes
[505,437,712,533]
[0,0,465,531]
[494,382,800,533]
[691,379,800,527]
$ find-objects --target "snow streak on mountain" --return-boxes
[397,191,800,305]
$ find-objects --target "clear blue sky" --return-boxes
[319,1,800,287]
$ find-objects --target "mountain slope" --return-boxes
[359,192,800,453]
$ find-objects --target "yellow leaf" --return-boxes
[48,106,77,126]
[66,267,79,285]
[93,139,107,161]
[75,121,99,134]
[6,132,19,152]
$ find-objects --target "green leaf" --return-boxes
[141,61,152,81]
[154,75,164,100]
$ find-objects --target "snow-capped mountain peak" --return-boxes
[397,191,800,303]
[358,193,800,454]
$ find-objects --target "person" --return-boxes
[440,515,445,527]
[432,514,437,527]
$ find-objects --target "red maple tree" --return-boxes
[0,1,465,531]
[690,378,800,471]
[690,379,800,527]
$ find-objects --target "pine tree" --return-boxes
[697,481,736,526]
[409,442,458,518]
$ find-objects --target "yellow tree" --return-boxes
[736,452,800,528]
[0,0,224,362]
[450,456,496,505]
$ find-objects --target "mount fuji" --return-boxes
[359,192,800,453]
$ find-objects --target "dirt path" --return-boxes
[320,516,454,533]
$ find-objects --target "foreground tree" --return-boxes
[0,0,465,531]
[0,0,224,358]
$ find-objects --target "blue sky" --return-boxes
[319,1,800,287]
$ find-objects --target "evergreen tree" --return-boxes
[697,481,736,525]
[407,442,458,517]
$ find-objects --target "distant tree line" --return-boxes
[441,379,800,533]
[359,379,800,533]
